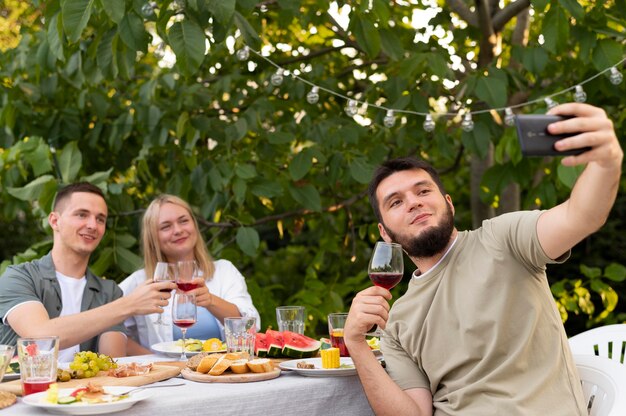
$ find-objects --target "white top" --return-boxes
[119,259,260,349]
[56,272,87,362]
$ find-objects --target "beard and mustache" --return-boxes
[382,202,455,258]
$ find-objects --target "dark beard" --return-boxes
[383,204,455,258]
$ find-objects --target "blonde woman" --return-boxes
[119,194,260,352]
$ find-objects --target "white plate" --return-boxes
[2,372,19,381]
[22,386,152,415]
[279,357,357,377]
[151,341,225,358]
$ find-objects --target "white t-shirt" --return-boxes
[56,272,87,362]
[119,259,260,349]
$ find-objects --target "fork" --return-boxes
[109,381,186,398]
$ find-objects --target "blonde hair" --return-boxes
[142,194,215,281]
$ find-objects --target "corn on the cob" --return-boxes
[321,347,340,369]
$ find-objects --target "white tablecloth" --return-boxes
[2,354,374,415]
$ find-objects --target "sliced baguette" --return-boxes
[246,358,273,373]
[229,359,250,374]
[186,352,210,371]
[196,353,223,374]
[208,355,233,376]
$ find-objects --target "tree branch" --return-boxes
[447,0,478,27]
[492,0,531,32]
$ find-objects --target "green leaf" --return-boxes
[542,5,569,54]
[61,0,95,43]
[176,112,189,138]
[24,142,53,177]
[558,0,584,20]
[580,264,602,279]
[379,28,403,61]
[233,11,260,49]
[58,141,82,182]
[531,0,549,11]
[289,184,322,212]
[98,0,125,23]
[90,247,114,276]
[604,263,626,282]
[591,39,624,72]
[168,19,206,75]
[289,150,313,181]
[96,29,118,79]
[474,76,507,109]
[81,169,113,189]
[7,175,56,201]
[351,14,381,58]
[236,227,260,256]
[115,246,143,274]
[250,179,283,198]
[47,13,64,62]
[119,12,149,52]
[208,0,235,25]
[349,157,374,184]
[556,164,584,189]
[115,232,137,248]
[235,164,257,179]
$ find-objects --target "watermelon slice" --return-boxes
[265,329,284,358]
[255,332,268,358]
[282,331,321,359]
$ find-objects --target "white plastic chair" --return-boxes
[569,324,626,364]
[574,354,626,416]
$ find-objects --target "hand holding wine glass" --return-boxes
[176,260,201,292]
[172,292,197,361]
[367,241,404,336]
[153,262,175,325]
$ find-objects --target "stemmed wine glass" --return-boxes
[367,241,404,336]
[176,260,200,292]
[153,262,175,325]
[172,292,197,361]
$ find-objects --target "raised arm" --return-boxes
[344,286,433,416]
[6,280,176,350]
[537,103,623,260]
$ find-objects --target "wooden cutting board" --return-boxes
[0,364,181,396]
[180,367,280,383]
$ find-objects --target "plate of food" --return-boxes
[151,338,226,358]
[22,384,152,415]
[182,352,279,383]
[279,357,357,377]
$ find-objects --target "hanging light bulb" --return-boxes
[504,108,516,127]
[609,67,623,85]
[573,85,587,103]
[306,86,319,104]
[423,114,435,132]
[461,113,474,132]
[383,110,395,128]
[236,46,249,61]
[270,68,284,86]
[345,99,358,117]
[544,97,558,109]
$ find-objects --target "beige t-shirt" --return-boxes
[382,210,586,415]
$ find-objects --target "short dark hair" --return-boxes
[368,157,446,222]
[53,182,106,211]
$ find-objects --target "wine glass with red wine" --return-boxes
[153,262,175,325]
[172,292,197,360]
[176,260,200,292]
[367,241,404,336]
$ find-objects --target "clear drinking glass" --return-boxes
[176,260,200,292]
[153,262,175,325]
[172,292,197,361]
[275,306,305,334]
[367,241,404,336]
[17,336,59,395]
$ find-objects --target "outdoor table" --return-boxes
[0,354,374,415]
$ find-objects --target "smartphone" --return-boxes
[515,114,590,157]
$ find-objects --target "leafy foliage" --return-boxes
[0,0,625,337]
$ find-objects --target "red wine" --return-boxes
[23,379,52,395]
[369,272,403,290]
[173,319,195,328]
[177,282,199,292]
[330,330,350,357]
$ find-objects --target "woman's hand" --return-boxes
[188,278,214,309]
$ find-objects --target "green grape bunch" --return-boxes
[68,351,117,379]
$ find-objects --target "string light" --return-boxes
[383,110,396,128]
[609,67,623,85]
[423,114,436,132]
[504,108,516,126]
[461,113,474,132]
[306,86,319,104]
[235,47,625,128]
[544,97,558,109]
[573,85,587,103]
[236,46,250,61]
[270,68,284,86]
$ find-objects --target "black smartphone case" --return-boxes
[515,115,590,156]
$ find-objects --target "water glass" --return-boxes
[17,336,59,395]
[276,306,305,334]
[0,345,15,382]
[328,313,349,357]
[224,316,257,358]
